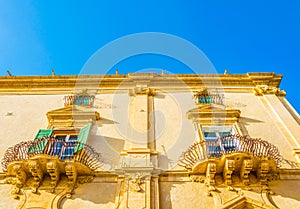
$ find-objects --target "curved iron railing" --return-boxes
[1,137,103,171]
[178,135,286,170]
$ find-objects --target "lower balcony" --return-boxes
[177,135,293,194]
[1,138,103,199]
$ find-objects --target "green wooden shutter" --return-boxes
[74,123,92,153]
[28,129,53,154]
[34,129,53,140]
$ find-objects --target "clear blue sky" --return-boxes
[0,1,299,113]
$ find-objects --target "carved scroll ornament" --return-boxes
[253,85,286,96]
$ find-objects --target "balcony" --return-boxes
[2,137,102,172]
[1,137,103,198]
[178,135,284,170]
[177,135,290,194]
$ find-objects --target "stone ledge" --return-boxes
[278,168,300,180]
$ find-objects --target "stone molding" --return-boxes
[186,103,241,126]
[0,72,283,95]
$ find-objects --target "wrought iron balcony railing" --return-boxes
[178,135,287,170]
[1,137,103,171]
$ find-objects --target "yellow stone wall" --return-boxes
[0,73,299,209]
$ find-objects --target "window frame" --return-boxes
[202,126,235,142]
[51,129,79,142]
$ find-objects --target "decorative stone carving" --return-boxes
[190,175,205,183]
[65,162,77,196]
[205,162,217,195]
[28,160,43,193]
[129,173,145,192]
[4,154,96,205]
[46,160,60,193]
[253,85,286,96]
[12,164,27,198]
[129,87,156,96]
[77,176,94,184]
[240,159,253,187]
[184,151,278,197]
[223,159,235,189]
[193,87,208,95]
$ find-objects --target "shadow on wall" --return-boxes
[96,117,117,125]
[238,116,264,136]
[158,154,176,170]
[159,181,183,209]
[86,117,125,169]
[159,181,216,209]
[270,180,300,205]
[61,183,117,206]
[239,116,263,125]
[88,133,125,170]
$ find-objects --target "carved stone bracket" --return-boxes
[223,159,235,189]
[253,85,286,96]
[65,162,78,196]
[46,160,60,193]
[12,164,27,198]
[28,159,44,193]
[5,155,95,200]
[187,153,277,195]
[240,159,253,188]
[205,162,217,195]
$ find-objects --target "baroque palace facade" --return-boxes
[0,72,300,209]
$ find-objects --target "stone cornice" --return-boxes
[0,72,283,95]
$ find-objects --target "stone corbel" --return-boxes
[257,161,270,191]
[223,159,235,190]
[205,162,217,196]
[65,162,77,196]
[12,164,27,198]
[46,160,60,193]
[28,160,43,193]
[240,159,253,189]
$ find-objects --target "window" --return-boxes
[193,89,224,105]
[197,95,213,104]
[64,94,95,106]
[202,126,236,157]
[202,126,234,141]
[187,101,242,159]
[55,135,77,141]
[47,131,79,160]
[74,96,90,105]
[29,123,92,160]
[51,130,79,142]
